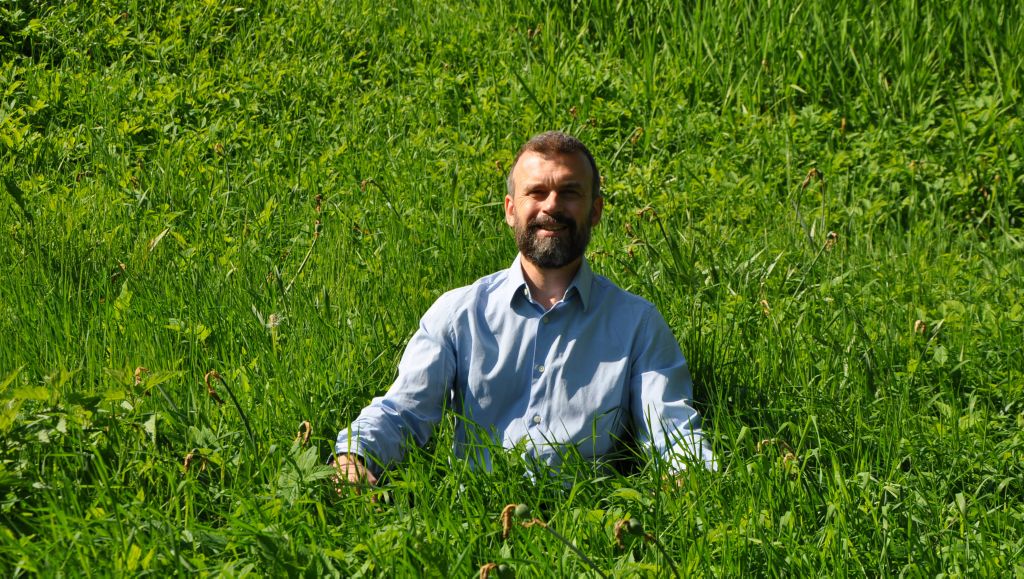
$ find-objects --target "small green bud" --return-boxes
[495,563,514,578]
[514,503,531,519]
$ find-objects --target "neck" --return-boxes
[520,255,582,310]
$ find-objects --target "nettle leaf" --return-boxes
[256,196,278,229]
[3,178,32,223]
[609,487,647,505]
[0,399,23,433]
[12,386,49,401]
[165,318,212,343]
[0,366,23,394]
[143,414,157,444]
[114,281,133,314]
[275,445,335,504]
[188,425,220,449]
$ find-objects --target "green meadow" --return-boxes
[1,0,1022,575]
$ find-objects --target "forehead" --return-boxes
[512,150,593,191]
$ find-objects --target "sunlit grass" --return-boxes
[1,0,1022,575]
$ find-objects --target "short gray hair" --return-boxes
[506,131,601,199]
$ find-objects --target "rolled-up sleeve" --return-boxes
[335,292,458,475]
[629,307,716,471]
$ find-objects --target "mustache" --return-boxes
[528,213,576,231]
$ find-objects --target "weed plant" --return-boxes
[1,0,1022,575]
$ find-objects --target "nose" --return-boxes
[538,189,562,213]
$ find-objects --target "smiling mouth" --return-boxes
[529,216,574,236]
[535,224,567,235]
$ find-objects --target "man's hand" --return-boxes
[331,454,378,496]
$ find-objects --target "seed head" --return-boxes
[800,168,821,190]
[614,518,645,549]
[203,370,225,405]
[500,504,516,539]
[295,420,311,445]
[183,450,207,473]
[613,519,627,548]
[825,231,838,250]
[479,563,514,579]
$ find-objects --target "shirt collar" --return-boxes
[501,254,594,312]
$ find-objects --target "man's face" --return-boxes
[504,150,603,269]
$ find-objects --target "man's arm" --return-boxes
[334,291,460,479]
[628,306,716,472]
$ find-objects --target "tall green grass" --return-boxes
[1,0,1022,575]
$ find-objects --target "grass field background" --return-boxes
[1,0,1023,575]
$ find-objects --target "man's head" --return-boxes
[504,131,603,270]
[506,131,601,200]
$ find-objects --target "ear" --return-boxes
[504,194,516,227]
[590,196,604,227]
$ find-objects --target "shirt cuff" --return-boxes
[666,435,718,472]
[333,435,385,477]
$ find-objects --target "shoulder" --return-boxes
[591,272,659,317]
[422,268,510,324]
[590,274,683,360]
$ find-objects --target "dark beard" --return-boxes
[515,213,591,269]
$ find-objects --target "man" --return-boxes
[334,131,714,487]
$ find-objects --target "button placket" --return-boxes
[528,304,558,434]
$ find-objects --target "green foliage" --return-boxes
[0,0,1022,576]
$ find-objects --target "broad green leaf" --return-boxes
[0,400,23,433]
[610,487,644,503]
[12,386,48,401]
[0,366,23,394]
[143,414,157,444]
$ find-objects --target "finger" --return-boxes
[335,466,370,492]
[364,470,379,486]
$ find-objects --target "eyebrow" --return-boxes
[523,180,585,191]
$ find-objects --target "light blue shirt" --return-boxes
[335,256,715,475]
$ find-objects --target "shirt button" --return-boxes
[542,316,550,324]
[536,364,545,373]
[532,415,542,424]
